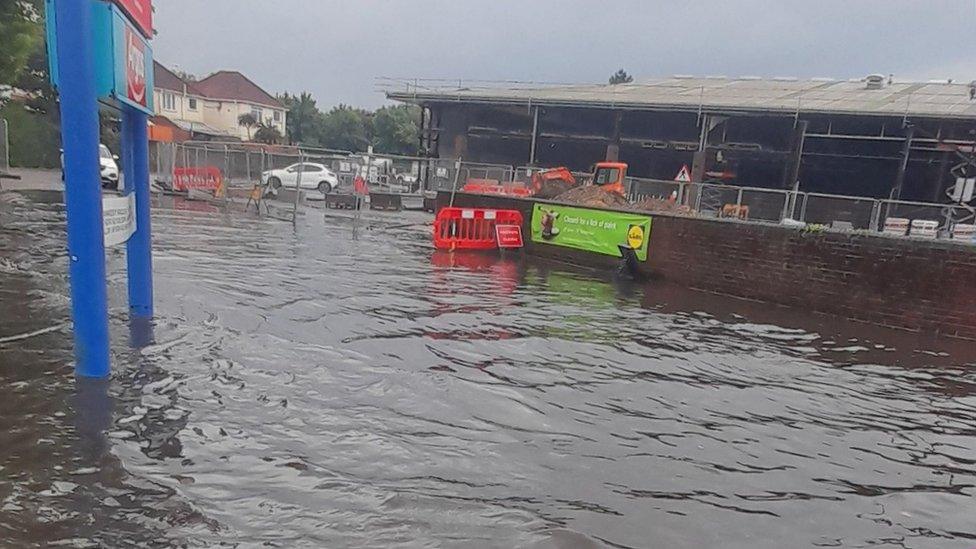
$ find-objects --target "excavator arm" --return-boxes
[531,167,577,198]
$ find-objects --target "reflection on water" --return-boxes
[1,191,975,548]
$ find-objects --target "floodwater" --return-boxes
[1,191,975,549]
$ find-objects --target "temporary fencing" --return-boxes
[433,207,524,250]
[626,177,976,239]
[153,140,976,242]
[156,141,450,195]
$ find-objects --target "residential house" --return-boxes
[152,61,286,141]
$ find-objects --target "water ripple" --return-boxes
[1,194,975,547]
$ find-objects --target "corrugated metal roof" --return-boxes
[171,120,233,137]
[386,77,976,119]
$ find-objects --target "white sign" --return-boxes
[674,164,692,182]
[435,167,448,178]
[103,194,136,247]
[339,161,352,173]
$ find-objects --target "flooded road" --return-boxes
[2,192,975,548]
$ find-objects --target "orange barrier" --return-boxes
[433,207,523,250]
[173,166,223,192]
[461,179,534,197]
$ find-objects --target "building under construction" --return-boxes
[388,75,976,202]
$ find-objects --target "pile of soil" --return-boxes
[534,180,576,199]
[631,196,694,216]
[553,186,630,209]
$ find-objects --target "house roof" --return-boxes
[149,115,193,142]
[153,62,281,108]
[194,71,282,108]
[386,76,976,120]
[153,61,205,96]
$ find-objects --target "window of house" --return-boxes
[162,93,175,111]
[273,110,281,122]
[251,107,263,122]
[188,98,197,110]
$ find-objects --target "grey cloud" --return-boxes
[153,0,976,108]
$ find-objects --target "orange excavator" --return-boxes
[589,162,627,195]
[462,162,627,198]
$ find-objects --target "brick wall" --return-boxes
[438,192,976,340]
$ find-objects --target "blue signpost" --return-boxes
[54,0,111,378]
[124,106,153,318]
[48,0,155,377]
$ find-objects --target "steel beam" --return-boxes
[890,126,915,200]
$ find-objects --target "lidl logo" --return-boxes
[627,223,645,249]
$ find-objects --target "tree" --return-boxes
[237,113,257,140]
[254,121,282,144]
[15,38,57,116]
[315,105,371,152]
[372,105,420,156]
[279,91,319,145]
[609,69,633,85]
[0,4,59,168]
[172,69,197,82]
[0,0,41,87]
[250,90,419,154]
[0,100,59,168]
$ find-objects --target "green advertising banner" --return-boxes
[530,204,652,261]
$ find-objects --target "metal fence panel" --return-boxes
[428,158,462,192]
[627,177,679,202]
[800,193,877,229]
[694,184,741,217]
[512,166,535,184]
[461,164,513,185]
[739,188,789,222]
[880,200,947,225]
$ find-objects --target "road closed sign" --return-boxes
[496,225,524,248]
[103,194,137,247]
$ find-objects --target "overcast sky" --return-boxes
[154,0,976,110]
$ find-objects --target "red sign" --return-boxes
[124,26,147,107]
[113,0,153,38]
[495,225,524,248]
[173,167,223,191]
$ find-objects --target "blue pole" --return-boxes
[120,108,134,195]
[55,0,111,378]
[123,106,154,318]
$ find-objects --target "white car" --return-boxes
[99,144,120,190]
[261,162,340,194]
[60,144,120,190]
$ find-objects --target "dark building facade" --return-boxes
[390,76,976,202]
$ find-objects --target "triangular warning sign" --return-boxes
[674,165,692,182]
